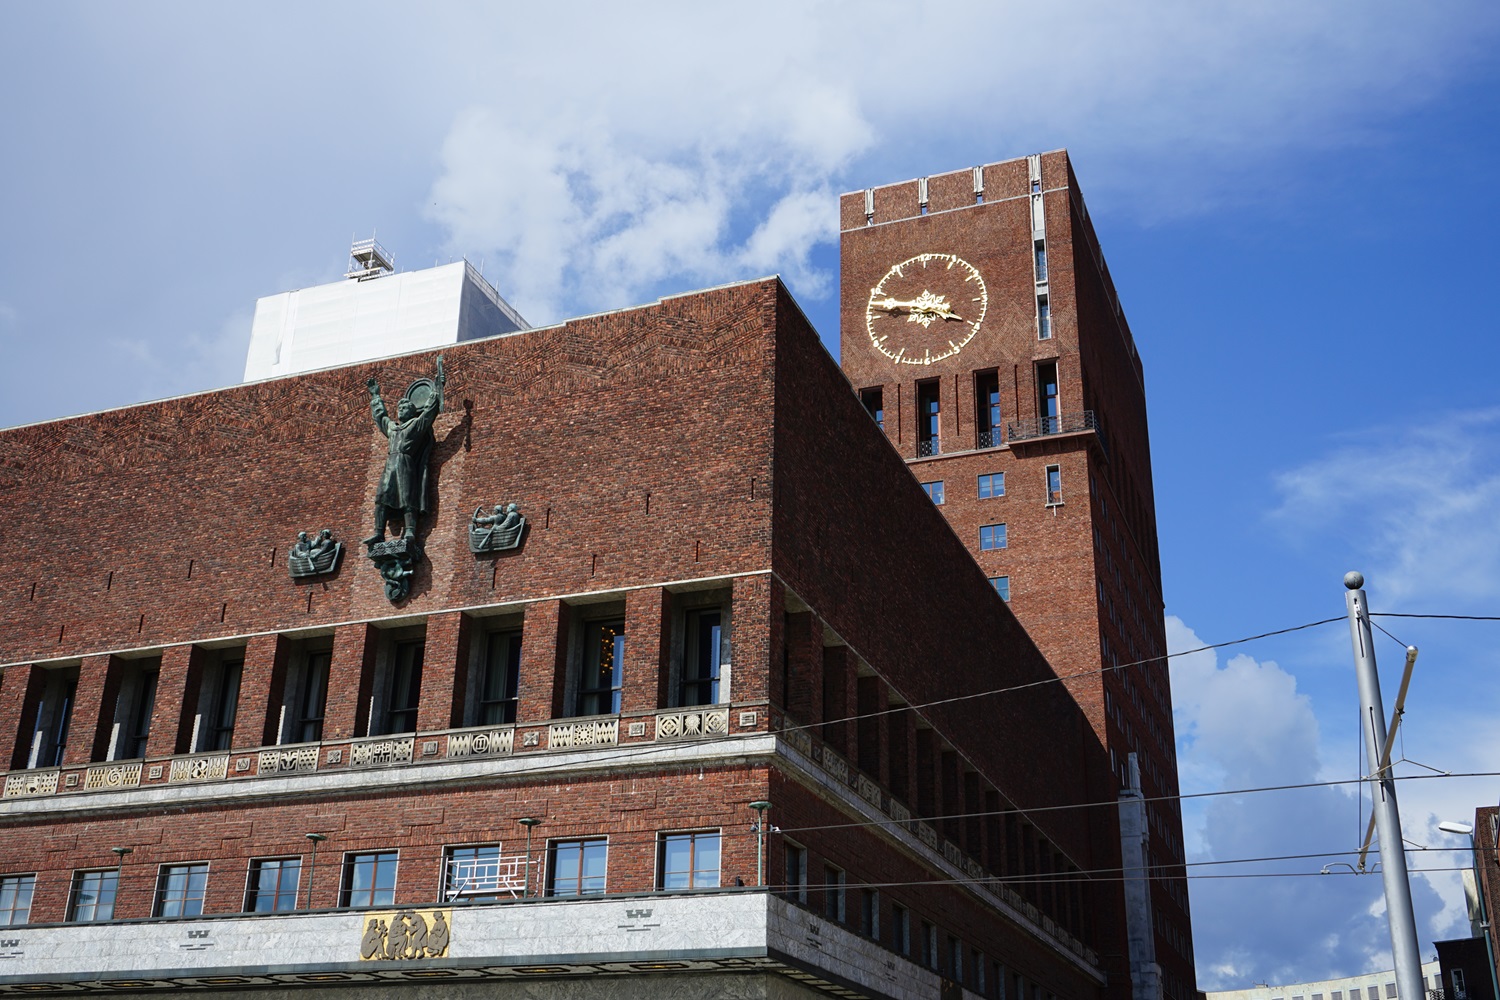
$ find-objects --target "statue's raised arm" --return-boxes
[368,376,391,438]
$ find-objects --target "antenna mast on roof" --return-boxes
[346,233,394,281]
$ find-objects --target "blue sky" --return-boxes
[3,2,1499,989]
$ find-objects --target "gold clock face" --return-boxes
[865,253,987,365]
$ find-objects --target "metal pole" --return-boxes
[518,817,541,898]
[304,833,325,911]
[1345,572,1424,1000]
[749,801,771,887]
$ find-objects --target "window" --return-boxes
[28,667,77,769]
[1036,362,1060,434]
[920,919,939,970]
[917,380,940,457]
[548,839,607,897]
[0,875,34,926]
[921,481,945,505]
[891,903,910,955]
[1452,970,1468,1000]
[975,370,1002,448]
[950,936,964,984]
[1037,293,1051,339]
[681,609,725,706]
[980,524,1008,551]
[154,863,209,917]
[579,620,625,716]
[245,857,301,912]
[477,631,521,725]
[861,387,884,430]
[1034,240,1048,283]
[111,658,160,760]
[341,851,398,907]
[860,887,880,938]
[1385,986,1397,999]
[659,831,719,889]
[196,652,243,752]
[444,844,514,902]
[823,865,845,922]
[289,647,331,743]
[977,472,1005,499]
[1046,465,1063,506]
[67,869,117,921]
[990,577,1011,602]
[1367,988,1380,1000]
[783,843,807,903]
[384,639,424,734]
[974,951,987,995]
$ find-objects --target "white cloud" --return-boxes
[1269,410,1500,606]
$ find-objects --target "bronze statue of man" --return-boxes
[364,356,445,545]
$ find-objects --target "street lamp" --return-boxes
[518,817,542,898]
[1439,821,1499,1000]
[109,847,132,921]
[304,833,327,910]
[749,801,772,888]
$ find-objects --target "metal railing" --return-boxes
[916,438,940,458]
[976,429,1001,449]
[1006,410,1103,449]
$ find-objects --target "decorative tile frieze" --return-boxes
[963,858,985,881]
[942,841,963,867]
[915,822,938,850]
[856,774,881,807]
[84,763,142,790]
[783,727,812,755]
[445,729,514,759]
[349,738,414,768]
[547,720,618,749]
[888,800,911,824]
[820,749,850,785]
[258,748,319,775]
[654,708,729,741]
[169,755,230,783]
[2,770,59,798]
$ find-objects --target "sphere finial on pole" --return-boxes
[1344,571,1365,590]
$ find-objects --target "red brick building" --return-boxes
[839,151,1194,1000]
[0,153,1187,1000]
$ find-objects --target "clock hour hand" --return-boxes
[872,294,963,322]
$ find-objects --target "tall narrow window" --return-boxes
[478,631,522,725]
[341,851,398,907]
[385,639,424,735]
[783,843,807,903]
[66,869,117,921]
[112,659,160,760]
[658,831,719,889]
[294,649,331,743]
[29,668,77,769]
[1046,465,1063,506]
[198,654,243,752]
[921,919,939,970]
[917,380,940,457]
[154,863,208,917]
[681,610,723,706]
[1034,240,1049,283]
[1037,293,1052,340]
[823,866,846,923]
[891,903,910,955]
[245,857,301,912]
[975,370,1001,448]
[1036,362,1060,434]
[547,839,607,897]
[860,887,880,938]
[579,620,625,716]
[860,387,884,430]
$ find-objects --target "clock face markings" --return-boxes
[865,253,988,365]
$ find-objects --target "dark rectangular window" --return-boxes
[950,936,965,984]
[30,669,77,769]
[860,887,879,937]
[478,631,522,725]
[385,639,424,735]
[245,857,301,912]
[823,865,845,922]
[295,649,331,743]
[547,839,607,897]
[681,610,724,706]
[154,863,208,917]
[114,659,160,760]
[990,576,1011,602]
[975,370,1001,448]
[977,472,1005,498]
[1037,362,1059,433]
[444,844,508,903]
[891,902,910,955]
[783,843,807,903]
[579,620,625,716]
[921,919,938,970]
[341,851,398,907]
[980,524,1008,550]
[66,869,116,921]
[1046,465,1063,505]
[1034,240,1048,283]
[0,875,34,926]
[917,381,940,456]
[860,387,884,430]
[658,831,719,889]
[921,481,945,504]
[200,654,243,752]
[1037,294,1051,339]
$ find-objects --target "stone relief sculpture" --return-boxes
[469,502,526,553]
[363,356,444,602]
[359,909,450,960]
[288,529,343,578]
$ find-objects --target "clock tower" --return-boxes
[840,151,1196,1000]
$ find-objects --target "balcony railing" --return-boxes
[976,428,1001,449]
[1006,411,1104,454]
[916,438,940,458]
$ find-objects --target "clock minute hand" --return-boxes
[873,296,963,322]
